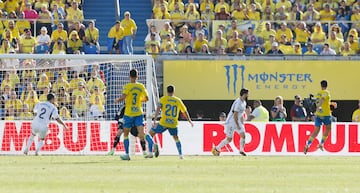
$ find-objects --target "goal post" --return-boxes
[0,54,159,155]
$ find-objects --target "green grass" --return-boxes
[0,155,359,193]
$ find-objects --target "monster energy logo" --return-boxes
[224,64,245,96]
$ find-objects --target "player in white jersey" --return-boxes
[212,88,249,156]
[23,93,68,156]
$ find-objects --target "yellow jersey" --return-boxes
[51,29,68,41]
[352,109,360,122]
[120,19,137,36]
[123,82,148,117]
[315,90,331,117]
[159,95,187,128]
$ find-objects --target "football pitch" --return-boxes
[0,155,359,193]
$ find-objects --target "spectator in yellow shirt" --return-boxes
[169,0,185,12]
[262,0,275,13]
[84,20,100,53]
[352,100,360,122]
[210,30,227,53]
[107,21,124,54]
[170,2,185,28]
[294,22,311,46]
[72,81,89,104]
[330,24,344,42]
[259,22,276,43]
[51,23,68,43]
[5,106,15,121]
[19,29,36,54]
[320,4,336,33]
[226,20,241,40]
[4,0,18,14]
[51,37,66,54]
[340,42,356,56]
[19,104,33,120]
[86,70,105,93]
[275,0,292,12]
[231,4,247,20]
[4,20,20,40]
[227,31,244,53]
[1,72,14,91]
[347,34,359,53]
[262,6,274,21]
[201,6,215,21]
[73,95,87,118]
[16,12,31,35]
[39,86,50,102]
[176,36,190,53]
[275,22,293,43]
[200,0,214,12]
[159,22,175,40]
[278,34,293,54]
[185,3,200,21]
[248,3,261,21]
[302,4,320,22]
[89,86,105,105]
[60,106,71,120]
[292,42,302,55]
[37,73,51,91]
[214,0,229,13]
[69,71,86,92]
[53,73,70,93]
[24,90,39,112]
[351,6,360,31]
[193,32,208,53]
[154,4,171,19]
[275,6,289,21]
[310,23,326,50]
[263,34,276,53]
[160,34,176,52]
[66,1,84,28]
[326,31,343,54]
[67,30,83,54]
[5,91,22,116]
[120,11,137,54]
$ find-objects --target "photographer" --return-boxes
[290,95,308,121]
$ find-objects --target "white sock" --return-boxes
[25,135,35,152]
[216,138,229,150]
[240,137,245,152]
[36,140,44,154]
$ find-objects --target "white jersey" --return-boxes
[225,98,246,125]
[32,101,59,126]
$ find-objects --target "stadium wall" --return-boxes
[1,121,359,156]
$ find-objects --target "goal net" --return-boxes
[0,54,159,155]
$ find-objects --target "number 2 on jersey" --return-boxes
[165,104,177,117]
[39,108,46,119]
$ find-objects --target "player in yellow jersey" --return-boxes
[304,80,332,154]
[115,69,149,160]
[145,85,193,159]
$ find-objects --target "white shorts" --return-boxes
[31,121,49,139]
[224,123,245,138]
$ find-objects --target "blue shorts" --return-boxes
[314,116,331,127]
[123,115,144,128]
[151,124,178,136]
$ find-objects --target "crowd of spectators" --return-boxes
[0,0,101,54]
[146,0,360,56]
[0,62,107,121]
